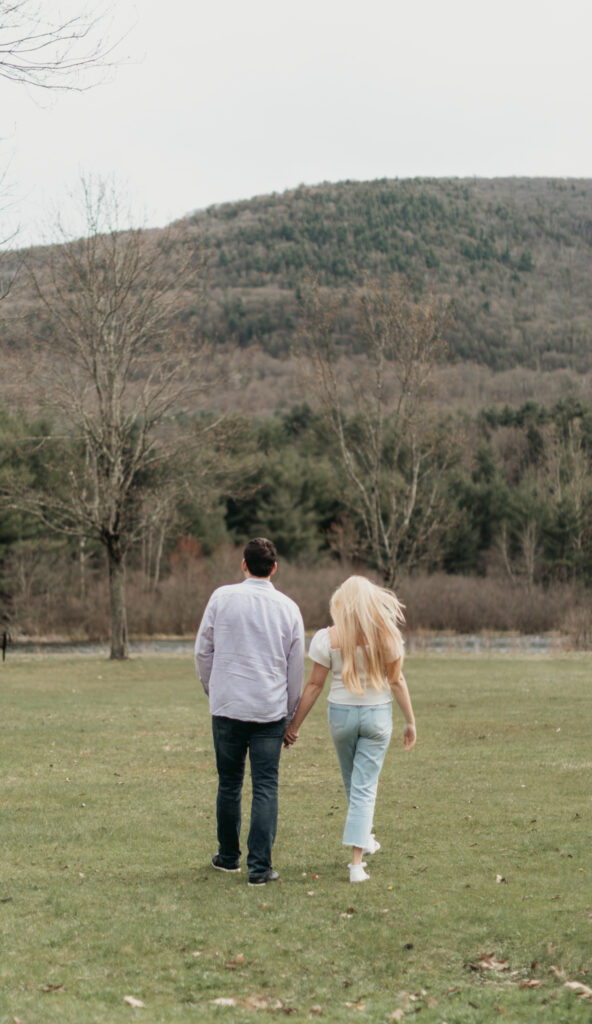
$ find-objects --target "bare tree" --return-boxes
[521,520,538,594]
[301,276,455,587]
[138,485,180,592]
[0,1,117,89]
[10,178,207,658]
[537,418,592,579]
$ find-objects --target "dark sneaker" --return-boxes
[248,869,280,886]
[211,854,241,873]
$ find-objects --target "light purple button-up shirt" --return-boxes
[195,577,305,723]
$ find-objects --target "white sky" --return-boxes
[2,0,592,246]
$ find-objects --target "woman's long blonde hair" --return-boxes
[330,575,405,694]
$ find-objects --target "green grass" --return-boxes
[1,653,591,1023]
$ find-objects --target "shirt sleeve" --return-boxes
[194,594,216,694]
[308,628,331,668]
[286,609,305,722]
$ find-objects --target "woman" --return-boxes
[284,576,416,883]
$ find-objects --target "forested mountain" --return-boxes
[2,177,592,642]
[186,177,592,371]
[2,177,592,373]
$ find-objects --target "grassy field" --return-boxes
[0,653,590,1023]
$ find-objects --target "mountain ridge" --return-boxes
[184,175,592,371]
[2,176,592,373]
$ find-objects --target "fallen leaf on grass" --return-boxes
[344,1002,365,1010]
[246,995,285,1012]
[41,984,64,992]
[123,995,145,1008]
[225,953,247,969]
[495,874,507,884]
[565,981,592,1000]
[310,1006,323,1015]
[520,979,544,988]
[549,966,565,980]
[387,1011,405,1022]
[244,995,271,1010]
[472,954,510,972]
[211,994,285,1012]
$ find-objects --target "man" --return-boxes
[195,538,305,886]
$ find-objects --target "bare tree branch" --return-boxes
[0,1,122,90]
[300,275,456,586]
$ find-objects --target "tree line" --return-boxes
[2,387,591,636]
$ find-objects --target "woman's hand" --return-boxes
[283,661,330,749]
[403,723,416,751]
[284,726,299,747]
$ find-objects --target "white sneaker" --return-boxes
[349,862,370,883]
[363,835,381,855]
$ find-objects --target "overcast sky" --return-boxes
[3,0,592,246]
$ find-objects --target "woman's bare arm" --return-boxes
[284,662,330,746]
[388,663,417,750]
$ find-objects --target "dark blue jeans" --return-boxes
[211,715,286,877]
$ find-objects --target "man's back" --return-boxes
[195,577,304,722]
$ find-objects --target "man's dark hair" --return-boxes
[243,537,277,578]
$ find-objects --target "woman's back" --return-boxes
[308,627,397,706]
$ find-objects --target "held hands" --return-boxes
[283,726,299,748]
[403,723,417,751]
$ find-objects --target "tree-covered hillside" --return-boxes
[187,177,592,370]
[2,177,592,375]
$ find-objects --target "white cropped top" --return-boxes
[308,627,401,706]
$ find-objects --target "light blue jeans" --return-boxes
[328,702,393,848]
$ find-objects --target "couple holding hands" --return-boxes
[195,538,416,886]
